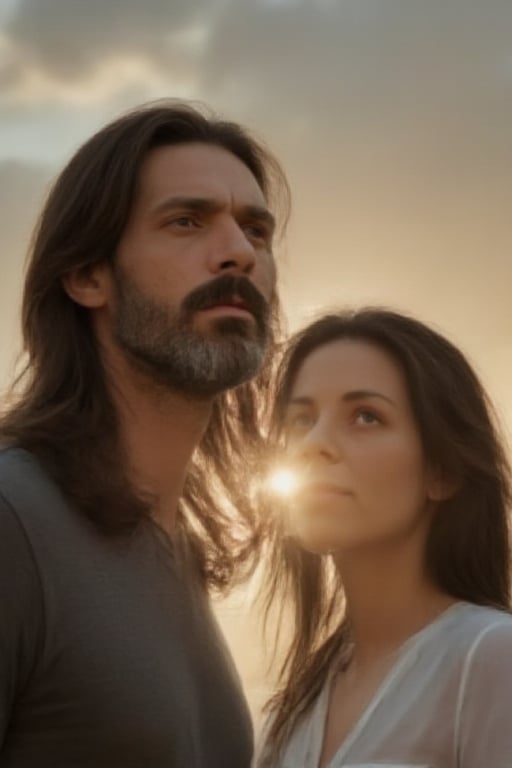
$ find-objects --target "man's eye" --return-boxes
[243,223,271,242]
[168,216,199,228]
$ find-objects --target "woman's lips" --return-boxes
[302,482,352,497]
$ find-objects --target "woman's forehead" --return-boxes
[288,339,408,404]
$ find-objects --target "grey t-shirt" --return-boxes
[0,448,253,767]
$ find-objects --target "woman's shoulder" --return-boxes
[411,601,512,679]
[449,602,512,668]
[455,604,512,764]
[453,601,512,634]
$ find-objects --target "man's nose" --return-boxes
[207,219,257,275]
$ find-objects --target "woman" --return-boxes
[257,308,512,768]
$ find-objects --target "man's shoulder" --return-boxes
[0,449,49,576]
[0,445,73,531]
[0,444,41,473]
[0,446,55,501]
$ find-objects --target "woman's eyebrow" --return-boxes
[287,397,313,407]
[342,389,397,407]
[287,391,396,407]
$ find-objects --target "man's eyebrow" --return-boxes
[152,196,223,217]
[242,205,276,232]
[151,196,276,231]
[287,390,396,407]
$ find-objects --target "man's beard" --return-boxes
[111,270,271,398]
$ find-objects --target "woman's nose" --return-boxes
[292,422,340,465]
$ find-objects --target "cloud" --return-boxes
[3,0,512,137]
[1,0,217,107]
[5,0,209,76]
[0,158,49,251]
[0,159,50,389]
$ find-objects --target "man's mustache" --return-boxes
[181,275,270,331]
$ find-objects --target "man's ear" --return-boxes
[62,262,112,309]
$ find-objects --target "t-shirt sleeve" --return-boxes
[457,618,512,768]
[0,492,43,749]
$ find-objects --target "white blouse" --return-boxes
[257,602,512,768]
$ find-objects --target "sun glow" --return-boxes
[266,467,299,497]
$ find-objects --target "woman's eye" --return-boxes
[354,409,380,426]
[286,412,314,433]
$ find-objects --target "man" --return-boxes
[0,102,288,767]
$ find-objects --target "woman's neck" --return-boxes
[334,538,456,669]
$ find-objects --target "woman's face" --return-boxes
[282,338,440,555]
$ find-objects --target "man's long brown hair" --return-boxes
[259,308,511,762]
[0,101,289,592]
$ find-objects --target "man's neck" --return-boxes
[105,352,213,534]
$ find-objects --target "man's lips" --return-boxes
[182,276,269,332]
[199,295,254,317]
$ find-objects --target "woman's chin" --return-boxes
[297,538,338,556]
[291,519,351,556]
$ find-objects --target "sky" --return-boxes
[1,0,512,724]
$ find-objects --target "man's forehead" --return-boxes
[136,142,267,208]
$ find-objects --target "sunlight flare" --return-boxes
[266,467,299,497]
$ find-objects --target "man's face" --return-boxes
[108,142,277,397]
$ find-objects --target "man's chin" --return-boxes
[201,314,257,339]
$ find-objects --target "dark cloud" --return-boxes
[5,0,216,79]
[196,1,512,144]
[7,0,511,204]
[4,1,512,187]
[6,1,512,113]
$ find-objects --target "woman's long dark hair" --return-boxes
[0,100,290,592]
[259,308,511,760]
